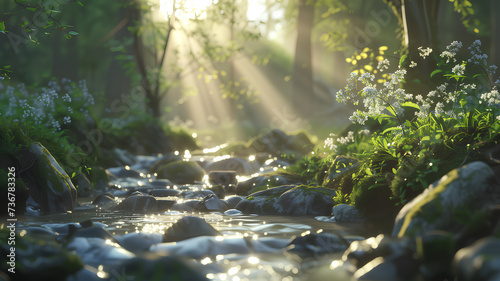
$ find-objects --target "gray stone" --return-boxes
[332,204,365,223]
[163,216,221,242]
[113,194,159,213]
[393,161,500,238]
[235,185,336,216]
[453,237,500,281]
[155,161,205,184]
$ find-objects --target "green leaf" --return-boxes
[68,31,79,35]
[382,126,403,135]
[365,168,373,176]
[3,65,11,69]
[399,55,407,67]
[77,1,84,6]
[430,69,442,78]
[402,101,420,110]
[459,99,467,108]
[392,168,397,174]
[473,74,484,79]
[65,34,72,39]
[26,7,36,12]
[421,136,431,141]
[0,21,5,31]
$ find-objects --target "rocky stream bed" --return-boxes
[2,131,500,281]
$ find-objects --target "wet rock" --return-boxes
[155,160,205,184]
[149,179,174,188]
[332,204,365,223]
[235,172,305,196]
[115,232,163,253]
[393,161,500,238]
[22,226,59,240]
[73,171,92,197]
[208,184,226,198]
[205,158,255,174]
[195,194,229,212]
[156,198,177,211]
[171,200,200,212]
[149,153,183,174]
[224,209,243,215]
[236,185,336,216]
[66,237,135,267]
[70,226,117,244]
[92,192,115,206]
[453,237,500,281]
[286,233,350,258]
[182,189,216,199]
[226,196,243,208]
[208,171,237,187]
[25,142,78,213]
[163,216,221,242]
[0,225,83,280]
[342,234,419,280]
[112,253,208,281]
[152,236,288,259]
[113,194,159,213]
[149,188,181,197]
[235,185,294,214]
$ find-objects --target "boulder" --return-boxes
[163,216,221,243]
[235,185,336,216]
[194,194,229,212]
[393,161,500,238]
[155,161,205,184]
[342,234,419,281]
[27,142,78,213]
[453,237,500,281]
[286,233,350,258]
[332,204,365,223]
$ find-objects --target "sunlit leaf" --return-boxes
[379,46,388,51]
[430,69,442,78]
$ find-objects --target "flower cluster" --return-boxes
[337,40,500,130]
[418,46,433,58]
[440,41,462,63]
[0,78,94,132]
[336,67,408,125]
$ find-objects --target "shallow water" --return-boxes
[13,152,368,281]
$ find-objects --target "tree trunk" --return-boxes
[292,0,316,115]
[129,2,160,117]
[401,0,442,95]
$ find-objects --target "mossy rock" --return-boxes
[0,224,83,280]
[322,156,359,193]
[156,161,205,184]
[351,176,397,233]
[149,153,183,174]
[393,161,500,239]
[26,143,78,213]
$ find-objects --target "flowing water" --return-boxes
[13,152,367,281]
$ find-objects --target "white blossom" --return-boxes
[418,46,433,58]
[452,64,466,76]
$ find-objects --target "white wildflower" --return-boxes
[63,116,71,124]
[337,131,355,145]
[377,59,390,72]
[440,41,462,63]
[452,64,466,76]
[409,61,417,68]
[418,46,433,58]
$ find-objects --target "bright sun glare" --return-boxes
[159,0,214,21]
